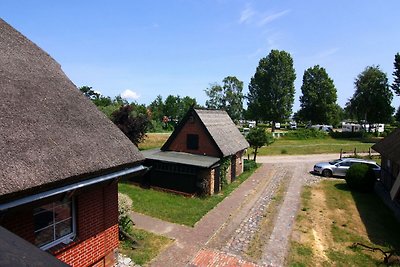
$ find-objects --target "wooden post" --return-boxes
[354,147,357,157]
[369,147,371,157]
[340,149,343,159]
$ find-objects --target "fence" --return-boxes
[339,147,380,159]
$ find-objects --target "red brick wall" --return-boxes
[166,115,221,157]
[0,182,119,267]
[55,182,119,267]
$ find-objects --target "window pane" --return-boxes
[33,203,53,215]
[35,226,54,247]
[54,202,72,222]
[34,209,54,230]
[55,219,72,239]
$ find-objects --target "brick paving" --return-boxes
[190,249,258,267]
[130,155,329,267]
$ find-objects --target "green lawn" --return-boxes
[118,165,259,227]
[119,228,172,265]
[249,137,376,156]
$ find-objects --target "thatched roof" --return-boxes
[0,19,144,201]
[372,128,400,164]
[162,108,249,157]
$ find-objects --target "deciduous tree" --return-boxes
[247,50,296,130]
[246,127,274,161]
[111,105,150,146]
[298,65,340,125]
[346,66,394,125]
[205,76,244,122]
[392,52,400,96]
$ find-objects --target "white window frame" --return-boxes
[34,198,76,250]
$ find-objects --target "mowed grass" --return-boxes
[138,132,171,150]
[249,137,376,156]
[288,180,400,266]
[118,165,259,227]
[140,133,376,156]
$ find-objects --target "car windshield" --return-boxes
[328,159,342,165]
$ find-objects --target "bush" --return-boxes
[118,193,133,233]
[345,164,376,192]
[284,129,328,140]
[244,159,257,171]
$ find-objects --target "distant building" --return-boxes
[0,19,145,266]
[143,107,249,195]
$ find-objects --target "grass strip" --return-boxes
[247,137,375,156]
[245,171,291,261]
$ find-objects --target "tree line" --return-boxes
[80,50,400,143]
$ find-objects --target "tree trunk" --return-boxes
[253,147,258,161]
[271,121,275,132]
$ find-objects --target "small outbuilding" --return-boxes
[372,128,400,203]
[144,107,249,195]
[0,19,145,266]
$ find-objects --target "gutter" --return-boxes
[0,165,148,211]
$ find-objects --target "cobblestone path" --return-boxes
[221,166,290,256]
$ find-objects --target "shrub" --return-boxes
[345,164,376,192]
[118,193,134,233]
[281,149,288,154]
[244,159,257,171]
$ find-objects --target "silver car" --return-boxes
[313,158,381,177]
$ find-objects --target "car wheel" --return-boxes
[322,169,332,177]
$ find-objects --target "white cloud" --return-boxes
[259,10,290,26]
[121,89,140,100]
[239,5,255,24]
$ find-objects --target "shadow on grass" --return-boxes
[335,182,400,252]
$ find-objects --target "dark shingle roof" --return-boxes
[194,109,249,157]
[372,128,400,164]
[143,149,220,168]
[0,19,144,200]
[0,226,69,267]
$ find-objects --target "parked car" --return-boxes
[313,158,381,177]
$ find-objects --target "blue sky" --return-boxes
[2,1,400,112]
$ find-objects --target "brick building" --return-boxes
[144,107,249,195]
[372,128,400,204]
[0,19,145,266]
